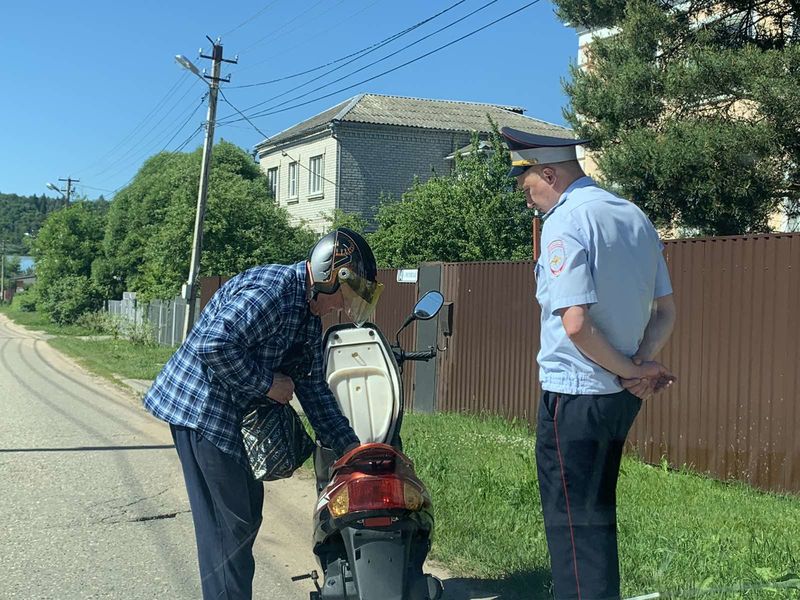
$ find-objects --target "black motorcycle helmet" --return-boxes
[307,227,383,325]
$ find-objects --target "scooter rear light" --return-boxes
[328,476,424,518]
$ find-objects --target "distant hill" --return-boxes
[0,193,67,251]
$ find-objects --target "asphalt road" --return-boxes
[0,316,320,600]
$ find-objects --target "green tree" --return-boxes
[1,256,22,299]
[368,127,532,268]
[324,209,369,235]
[100,141,316,301]
[31,200,108,318]
[556,0,799,235]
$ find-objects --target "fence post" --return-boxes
[413,263,442,414]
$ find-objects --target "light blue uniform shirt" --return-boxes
[535,177,673,395]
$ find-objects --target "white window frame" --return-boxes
[266,167,279,201]
[308,154,324,197]
[288,161,298,201]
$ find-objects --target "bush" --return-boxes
[39,275,103,325]
[11,286,40,312]
[76,311,124,336]
[123,318,157,346]
[76,310,156,346]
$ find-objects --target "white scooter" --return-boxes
[294,291,448,600]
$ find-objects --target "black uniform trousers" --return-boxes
[536,390,641,600]
[171,424,264,600]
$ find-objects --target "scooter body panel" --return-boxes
[311,321,439,599]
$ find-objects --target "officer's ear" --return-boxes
[540,166,557,186]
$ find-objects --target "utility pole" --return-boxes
[58,177,79,208]
[180,37,237,341]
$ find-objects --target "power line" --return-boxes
[233,0,543,124]
[76,184,115,194]
[110,122,204,198]
[221,0,285,38]
[219,90,269,140]
[160,95,209,152]
[226,0,510,122]
[231,0,382,76]
[88,82,201,180]
[219,90,340,189]
[228,0,469,90]
[240,0,330,53]
[174,125,205,153]
[71,73,191,175]
[97,95,208,188]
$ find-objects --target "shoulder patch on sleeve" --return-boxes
[547,239,566,277]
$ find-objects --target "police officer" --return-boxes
[502,127,677,600]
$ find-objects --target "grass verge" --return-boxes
[399,411,800,599]
[1,306,174,381]
[0,304,93,336]
[47,336,175,381]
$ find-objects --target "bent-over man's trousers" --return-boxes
[171,424,264,600]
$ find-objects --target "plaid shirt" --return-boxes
[143,261,359,470]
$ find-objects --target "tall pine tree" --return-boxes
[556,0,799,235]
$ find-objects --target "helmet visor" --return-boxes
[339,270,384,326]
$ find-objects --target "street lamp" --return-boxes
[46,182,64,196]
[46,182,69,209]
[175,55,207,84]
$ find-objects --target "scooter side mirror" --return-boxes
[412,290,444,321]
[394,290,445,346]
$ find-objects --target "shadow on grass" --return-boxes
[441,568,552,600]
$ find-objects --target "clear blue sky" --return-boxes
[3,0,578,199]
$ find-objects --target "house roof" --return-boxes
[256,93,572,150]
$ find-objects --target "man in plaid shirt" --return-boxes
[144,228,383,599]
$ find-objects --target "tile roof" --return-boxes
[256,93,572,149]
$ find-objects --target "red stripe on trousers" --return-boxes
[553,394,582,600]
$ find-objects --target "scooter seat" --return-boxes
[324,325,401,445]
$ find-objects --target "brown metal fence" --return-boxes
[436,261,541,420]
[629,234,800,493]
[431,233,800,494]
[200,233,800,493]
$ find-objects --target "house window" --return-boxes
[288,162,298,199]
[266,167,278,200]
[309,155,324,196]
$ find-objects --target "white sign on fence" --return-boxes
[396,269,418,284]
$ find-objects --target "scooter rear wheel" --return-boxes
[426,574,444,600]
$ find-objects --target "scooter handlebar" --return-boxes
[400,349,437,361]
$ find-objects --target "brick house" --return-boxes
[255,93,573,232]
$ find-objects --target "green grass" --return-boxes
[47,336,176,381]
[0,305,93,336]
[399,412,800,599]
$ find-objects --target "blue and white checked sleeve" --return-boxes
[294,337,360,456]
[194,285,283,407]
